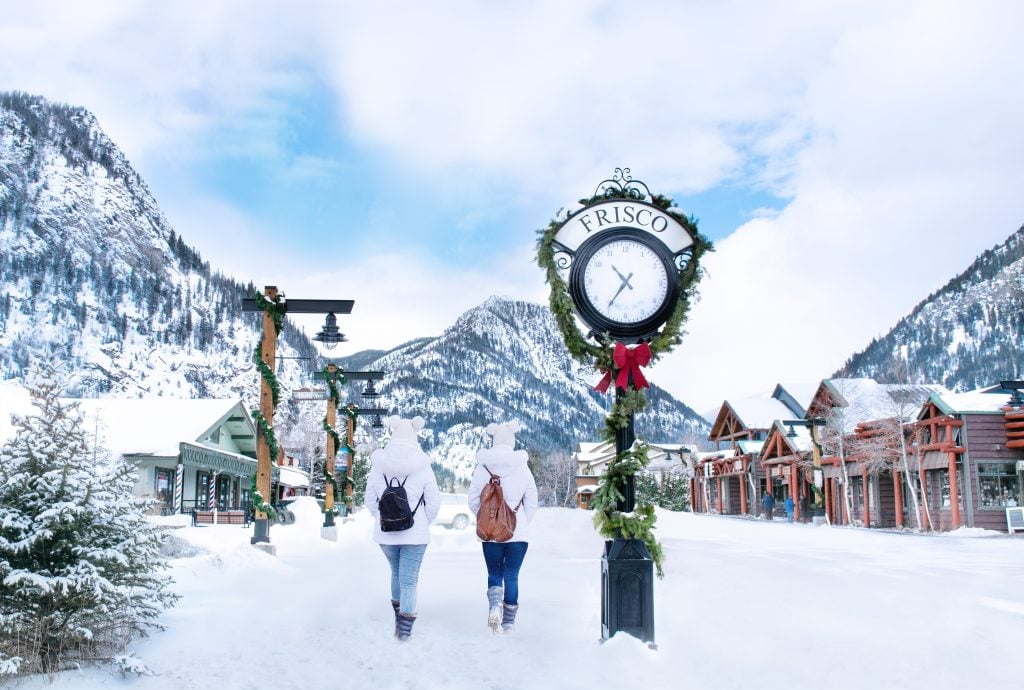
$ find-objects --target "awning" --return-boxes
[916,451,952,471]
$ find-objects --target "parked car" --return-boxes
[435,493,475,530]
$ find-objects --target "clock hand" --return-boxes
[612,265,635,290]
[607,272,634,308]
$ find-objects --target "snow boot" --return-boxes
[391,600,400,637]
[396,613,416,642]
[501,603,518,633]
[486,586,503,633]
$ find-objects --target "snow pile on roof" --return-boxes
[70,398,243,457]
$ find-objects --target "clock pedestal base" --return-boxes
[600,538,656,647]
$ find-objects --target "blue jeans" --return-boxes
[482,541,529,606]
[380,544,427,615]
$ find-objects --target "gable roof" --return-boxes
[812,378,947,433]
[71,398,254,457]
[927,387,1019,416]
[710,396,797,438]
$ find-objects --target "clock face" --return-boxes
[567,227,680,340]
[582,240,669,324]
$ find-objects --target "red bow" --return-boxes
[594,342,652,393]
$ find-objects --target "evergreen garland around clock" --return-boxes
[537,188,712,577]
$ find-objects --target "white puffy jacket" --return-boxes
[364,439,440,545]
[468,446,539,543]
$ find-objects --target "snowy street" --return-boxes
[24,499,1024,690]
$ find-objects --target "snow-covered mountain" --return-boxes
[0,92,708,481]
[0,91,318,402]
[837,224,1023,388]
[337,297,710,479]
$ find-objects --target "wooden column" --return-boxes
[690,479,697,511]
[948,452,961,529]
[323,364,338,521]
[861,467,870,528]
[716,476,723,513]
[345,412,356,504]
[824,478,833,524]
[789,468,797,520]
[255,286,278,524]
[739,462,748,515]
[893,470,904,528]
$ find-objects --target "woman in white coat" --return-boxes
[468,421,538,633]
[364,415,440,641]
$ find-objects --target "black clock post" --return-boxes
[600,367,656,646]
[539,169,709,649]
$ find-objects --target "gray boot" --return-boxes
[501,603,518,633]
[486,586,503,633]
[391,600,400,638]
[396,613,416,641]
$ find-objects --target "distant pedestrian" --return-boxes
[761,491,776,520]
[364,415,440,642]
[468,421,538,634]
[784,495,795,523]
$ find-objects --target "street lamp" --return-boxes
[242,288,354,551]
[313,312,347,350]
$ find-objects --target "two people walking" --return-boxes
[364,416,538,642]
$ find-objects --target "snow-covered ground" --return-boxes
[19,498,1024,690]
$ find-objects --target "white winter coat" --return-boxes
[364,438,440,545]
[468,446,539,543]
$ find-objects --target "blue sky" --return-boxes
[4,1,1023,411]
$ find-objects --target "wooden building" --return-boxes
[904,383,1024,532]
[699,384,814,516]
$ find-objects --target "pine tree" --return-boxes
[0,364,178,675]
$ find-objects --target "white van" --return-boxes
[436,493,475,530]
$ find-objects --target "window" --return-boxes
[939,463,964,508]
[977,463,1020,509]
[196,471,211,509]
[155,468,174,504]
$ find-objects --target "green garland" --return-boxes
[536,185,713,579]
[591,443,665,576]
[253,342,282,407]
[323,366,345,406]
[252,409,280,468]
[249,474,277,520]
[252,289,286,335]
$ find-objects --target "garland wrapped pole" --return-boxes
[322,363,343,531]
[536,169,712,647]
[243,290,355,548]
[251,286,283,546]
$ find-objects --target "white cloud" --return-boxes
[3,1,1023,414]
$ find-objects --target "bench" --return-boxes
[192,510,248,526]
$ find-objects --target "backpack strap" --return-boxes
[513,495,525,512]
[410,493,425,515]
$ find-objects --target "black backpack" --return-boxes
[378,474,424,532]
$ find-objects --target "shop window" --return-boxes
[939,463,964,508]
[977,463,1020,509]
[196,472,211,509]
[155,468,174,505]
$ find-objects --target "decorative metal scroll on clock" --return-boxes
[593,167,652,201]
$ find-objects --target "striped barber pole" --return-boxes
[208,474,217,510]
[173,464,184,515]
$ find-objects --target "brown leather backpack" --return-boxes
[475,466,522,542]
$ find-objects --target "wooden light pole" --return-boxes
[252,286,278,545]
[242,289,355,550]
[323,363,340,529]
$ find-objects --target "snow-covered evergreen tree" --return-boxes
[0,364,178,675]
